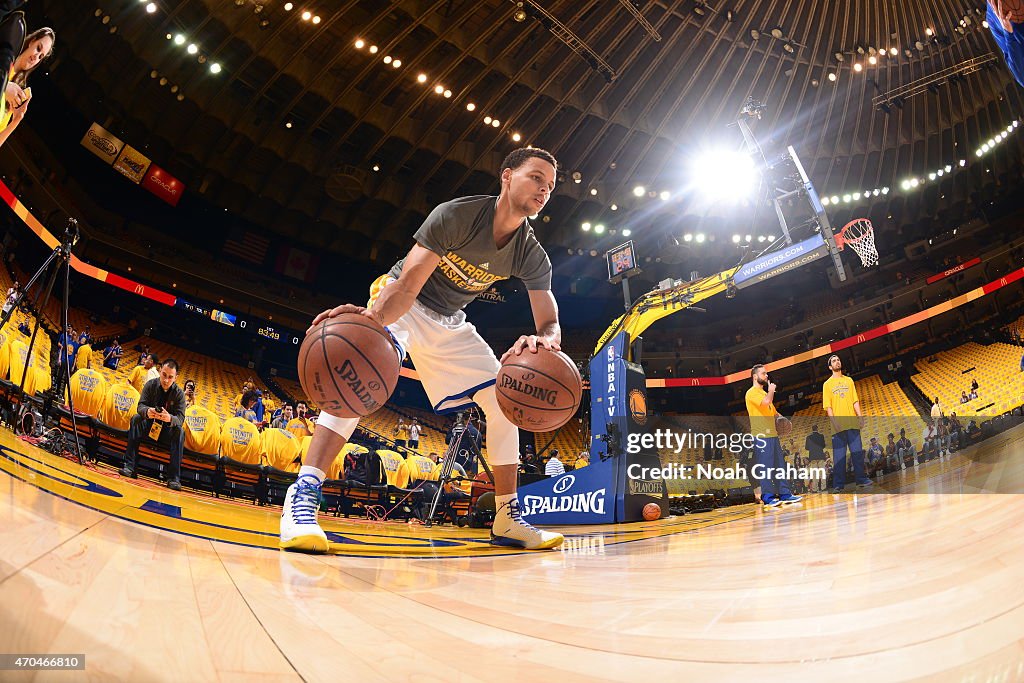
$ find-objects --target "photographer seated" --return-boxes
[120,359,186,490]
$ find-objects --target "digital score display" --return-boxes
[606,240,641,282]
[177,299,299,344]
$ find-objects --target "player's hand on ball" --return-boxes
[307,304,382,333]
[500,334,561,363]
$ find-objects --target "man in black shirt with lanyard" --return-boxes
[121,359,187,490]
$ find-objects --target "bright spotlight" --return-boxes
[622,229,632,237]
[843,193,852,203]
[695,233,705,243]
[209,62,222,74]
[683,234,693,242]
[744,235,752,242]
[146,3,157,13]
[690,149,758,202]
[757,235,766,242]
[821,196,830,206]
[660,190,671,201]
[187,43,198,54]
[633,186,645,197]
[174,34,186,45]
[732,234,740,243]
[595,224,606,234]
[582,222,591,231]
[830,196,839,204]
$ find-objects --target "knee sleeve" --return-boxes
[472,385,519,467]
[315,411,359,440]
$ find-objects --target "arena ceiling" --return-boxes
[46,0,1024,267]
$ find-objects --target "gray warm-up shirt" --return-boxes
[388,195,552,316]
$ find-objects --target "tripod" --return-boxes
[424,410,494,527]
[0,218,84,463]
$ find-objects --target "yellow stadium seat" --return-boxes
[66,368,108,418]
[101,383,140,431]
[219,417,262,465]
[261,428,302,470]
[184,405,222,456]
[0,328,10,380]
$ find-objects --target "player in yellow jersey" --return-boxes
[822,354,871,492]
[745,364,802,509]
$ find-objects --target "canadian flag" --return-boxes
[276,247,320,283]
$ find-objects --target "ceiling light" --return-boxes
[369,45,378,54]
[146,3,157,13]
[512,133,521,142]
[925,27,933,36]
[890,47,898,55]
[868,55,877,64]
[354,39,364,49]
[853,63,862,72]
[302,10,312,21]
[821,196,831,206]
[852,192,861,200]
[757,235,766,242]
[750,29,760,40]
[732,234,741,243]
[834,52,844,62]
[622,229,631,237]
[582,222,591,231]
[176,93,184,101]
[610,204,618,211]
[285,121,293,128]
[928,172,936,180]
[166,33,172,40]
[843,193,852,202]
[491,119,500,127]
[745,235,752,242]
[595,224,606,234]
[383,55,392,64]
[881,187,889,194]
[684,234,693,242]
[187,43,198,54]
[392,60,402,70]
[660,191,671,200]
[417,73,427,83]
[466,102,476,111]
[633,186,645,197]
[209,62,222,74]
[782,43,794,53]
[435,84,444,94]
[828,72,837,82]
[695,233,705,243]
[513,7,527,22]
[312,15,320,24]
[770,27,784,39]
[284,2,293,9]
[372,164,379,172]
[830,196,838,204]
[174,34,186,45]
[484,116,492,124]
[443,89,452,98]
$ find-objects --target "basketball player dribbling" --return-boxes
[280,147,566,552]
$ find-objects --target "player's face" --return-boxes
[504,157,556,217]
[16,36,52,72]
[756,368,769,387]
[830,357,842,372]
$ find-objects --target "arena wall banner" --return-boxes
[79,122,124,165]
[112,145,152,184]
[142,164,185,206]
[926,257,981,284]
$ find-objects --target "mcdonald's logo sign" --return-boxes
[134,284,145,295]
[1000,278,1008,287]
[856,334,866,343]
[691,379,700,386]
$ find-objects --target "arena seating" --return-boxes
[912,342,1024,417]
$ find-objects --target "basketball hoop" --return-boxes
[835,218,878,268]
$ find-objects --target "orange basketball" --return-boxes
[297,313,401,418]
[496,347,582,432]
[776,415,793,437]
[642,502,662,521]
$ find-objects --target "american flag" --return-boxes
[223,227,270,265]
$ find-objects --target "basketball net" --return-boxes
[835,218,878,268]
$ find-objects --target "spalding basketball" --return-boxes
[297,313,400,418]
[642,502,661,521]
[496,348,582,432]
[776,415,793,437]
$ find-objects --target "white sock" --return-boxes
[298,466,325,485]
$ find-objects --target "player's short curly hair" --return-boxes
[500,147,558,174]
